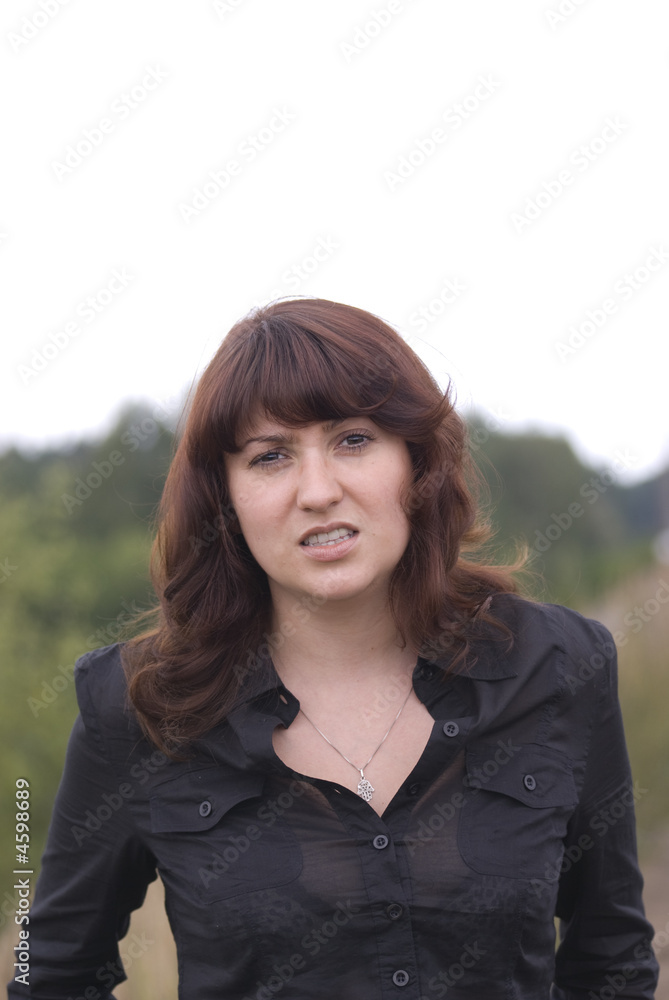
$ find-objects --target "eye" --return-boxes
[248,450,285,468]
[340,431,374,452]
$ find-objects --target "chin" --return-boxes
[306,573,387,605]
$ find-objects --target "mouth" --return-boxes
[300,526,358,547]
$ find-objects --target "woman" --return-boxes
[12,298,658,999]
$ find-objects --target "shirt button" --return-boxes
[523,774,537,791]
[443,721,459,737]
[407,783,421,796]
[198,800,212,817]
[392,969,410,987]
[386,903,403,920]
[373,834,389,850]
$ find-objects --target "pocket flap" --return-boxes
[465,743,577,809]
[150,768,265,833]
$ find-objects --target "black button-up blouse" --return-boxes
[8,595,659,999]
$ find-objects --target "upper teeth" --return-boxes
[303,527,354,546]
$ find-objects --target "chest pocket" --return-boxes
[150,768,303,903]
[457,743,578,880]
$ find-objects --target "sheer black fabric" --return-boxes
[8,595,658,999]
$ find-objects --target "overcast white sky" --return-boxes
[1,0,667,485]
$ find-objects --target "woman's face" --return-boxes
[224,414,414,611]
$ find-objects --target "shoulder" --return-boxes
[74,641,143,743]
[492,591,613,651]
[471,592,616,693]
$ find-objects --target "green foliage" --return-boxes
[467,415,660,608]
[0,406,168,922]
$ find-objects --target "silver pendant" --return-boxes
[357,776,374,801]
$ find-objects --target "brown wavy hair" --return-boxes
[122,297,525,754]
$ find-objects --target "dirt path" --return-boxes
[640,831,669,999]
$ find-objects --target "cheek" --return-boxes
[384,459,414,525]
[370,482,412,546]
[234,494,289,560]
[227,473,278,535]
[234,519,282,578]
[237,509,278,551]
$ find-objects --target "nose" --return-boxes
[296,452,343,511]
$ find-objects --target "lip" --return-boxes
[299,529,359,562]
[298,522,358,546]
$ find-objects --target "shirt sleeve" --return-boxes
[551,626,659,999]
[7,705,157,1000]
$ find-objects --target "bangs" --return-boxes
[203,312,399,457]
[186,298,451,473]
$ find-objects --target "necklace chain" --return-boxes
[298,686,413,802]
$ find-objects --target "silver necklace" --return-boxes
[298,686,413,802]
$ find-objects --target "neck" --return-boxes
[268,588,418,694]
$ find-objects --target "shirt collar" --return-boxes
[232,635,518,714]
[234,653,284,706]
[231,593,527,712]
[424,642,519,680]
[232,594,527,705]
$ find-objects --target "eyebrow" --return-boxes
[240,419,346,450]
